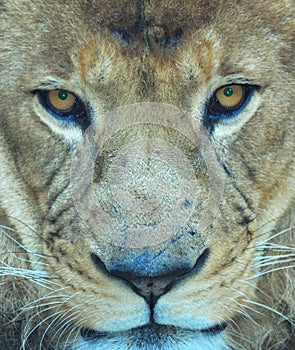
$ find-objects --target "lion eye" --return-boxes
[215,85,243,108]
[206,84,259,120]
[48,90,76,111]
[36,89,90,129]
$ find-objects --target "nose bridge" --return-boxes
[88,123,210,280]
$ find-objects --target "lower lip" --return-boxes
[81,323,227,341]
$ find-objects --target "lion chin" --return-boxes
[0,0,294,349]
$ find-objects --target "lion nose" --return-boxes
[91,248,209,307]
[111,268,189,307]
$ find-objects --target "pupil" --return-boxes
[224,87,233,97]
[58,91,68,100]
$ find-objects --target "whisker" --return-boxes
[21,287,70,311]
[237,279,269,299]
[249,264,295,279]
[39,305,81,350]
[257,226,295,244]
[3,215,49,243]
[256,242,295,251]
[252,257,295,268]
[244,227,295,255]
[0,225,45,259]
[21,309,68,350]
[22,290,77,343]
[0,264,58,290]
[224,293,266,327]
[53,309,82,349]
[242,299,295,327]
[62,322,83,350]
[3,251,48,266]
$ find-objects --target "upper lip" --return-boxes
[81,322,227,341]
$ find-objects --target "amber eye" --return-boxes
[215,85,243,108]
[48,90,76,111]
[36,89,90,129]
[206,84,259,120]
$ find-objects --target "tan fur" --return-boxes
[0,1,294,349]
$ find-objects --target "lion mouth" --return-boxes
[80,322,227,342]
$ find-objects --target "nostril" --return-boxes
[90,248,210,306]
[90,253,110,275]
[185,247,210,278]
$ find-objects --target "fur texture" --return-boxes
[0,1,294,349]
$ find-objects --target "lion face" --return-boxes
[0,1,294,349]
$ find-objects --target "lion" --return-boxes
[0,0,294,349]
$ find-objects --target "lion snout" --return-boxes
[90,246,210,305]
